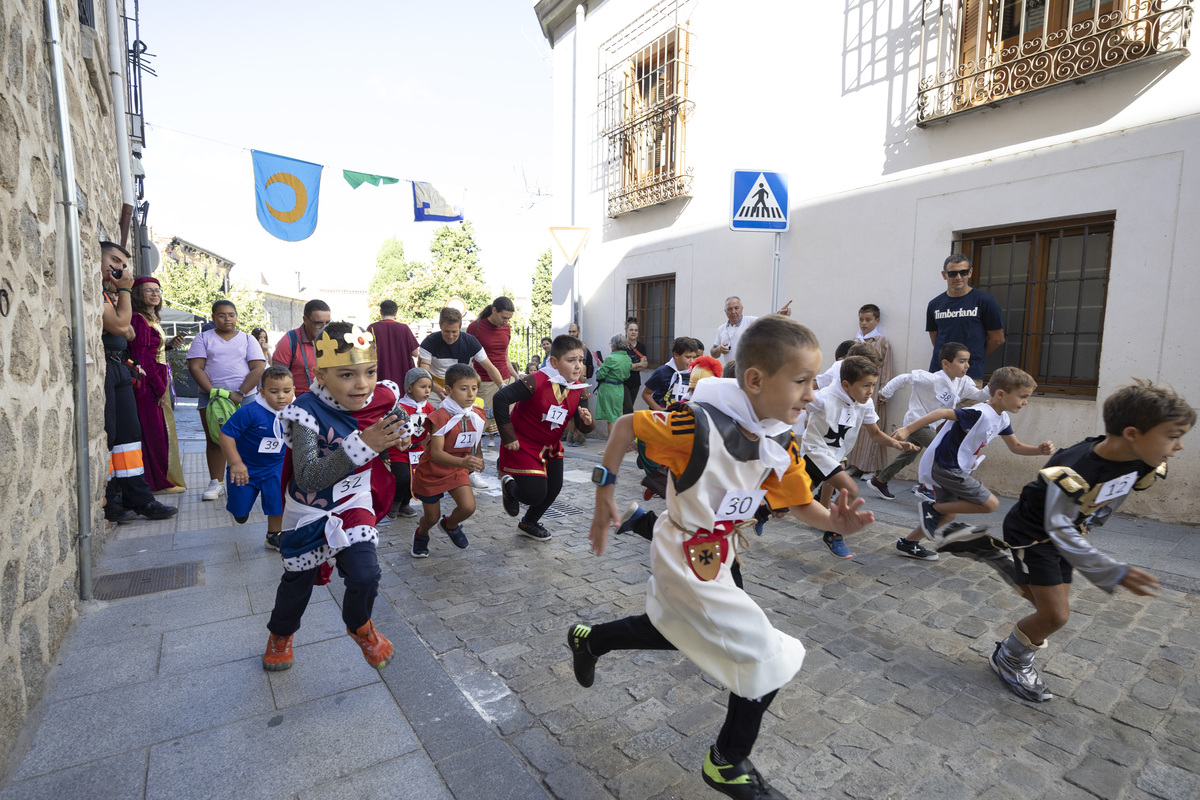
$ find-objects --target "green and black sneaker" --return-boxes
[567,624,598,688]
[701,748,789,800]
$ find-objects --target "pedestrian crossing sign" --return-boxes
[730,170,788,231]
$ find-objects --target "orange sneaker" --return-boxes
[347,620,394,670]
[262,633,294,671]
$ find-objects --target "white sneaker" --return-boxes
[202,479,223,501]
[468,472,489,489]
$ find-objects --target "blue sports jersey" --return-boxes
[931,407,1013,471]
[221,400,287,475]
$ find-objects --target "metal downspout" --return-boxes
[571,4,584,326]
[45,0,95,600]
[105,0,137,246]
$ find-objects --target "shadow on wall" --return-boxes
[841,0,1184,176]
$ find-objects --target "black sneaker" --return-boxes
[396,505,418,518]
[501,475,521,517]
[869,477,895,500]
[265,532,280,551]
[895,537,939,560]
[105,506,137,523]
[517,518,552,541]
[567,624,597,688]
[411,532,430,558]
[701,748,788,799]
[440,517,469,549]
[136,501,178,520]
[918,500,943,539]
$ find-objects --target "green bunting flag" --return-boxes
[343,170,400,189]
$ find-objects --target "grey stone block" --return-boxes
[268,636,383,708]
[298,752,453,800]
[70,583,252,649]
[145,684,417,800]
[436,738,553,800]
[0,749,146,800]
[43,632,160,702]
[14,658,274,780]
[1137,759,1200,800]
[1064,755,1131,800]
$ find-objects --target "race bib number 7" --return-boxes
[333,472,369,502]
[714,489,767,521]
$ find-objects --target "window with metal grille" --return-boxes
[954,213,1114,396]
[917,0,1193,124]
[625,275,676,367]
[598,1,695,217]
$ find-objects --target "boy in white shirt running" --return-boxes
[868,342,989,501]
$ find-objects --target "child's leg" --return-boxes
[390,462,412,510]
[267,514,282,534]
[509,473,548,512]
[266,566,320,636]
[713,689,779,764]
[1015,583,1071,644]
[334,541,382,633]
[579,613,676,656]
[875,426,935,484]
[416,500,442,535]
[445,485,476,528]
[824,471,858,505]
[524,460,564,524]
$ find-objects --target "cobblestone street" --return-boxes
[377,440,1200,800]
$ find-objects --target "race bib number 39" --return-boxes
[333,472,369,502]
[258,438,284,454]
[715,489,767,521]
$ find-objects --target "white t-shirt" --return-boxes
[879,369,990,428]
[800,383,879,475]
[714,315,758,368]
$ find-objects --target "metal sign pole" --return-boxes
[772,232,781,312]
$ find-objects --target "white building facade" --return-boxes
[535,0,1199,522]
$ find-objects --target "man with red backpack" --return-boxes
[271,299,331,395]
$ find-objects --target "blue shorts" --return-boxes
[225,468,284,517]
[414,491,445,504]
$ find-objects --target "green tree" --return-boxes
[156,256,267,331]
[384,221,491,323]
[530,248,552,331]
[367,237,408,320]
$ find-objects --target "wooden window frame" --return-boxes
[625,274,676,367]
[955,213,1115,398]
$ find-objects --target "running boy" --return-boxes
[263,324,410,672]
[868,342,989,501]
[387,368,434,520]
[801,355,918,559]
[891,366,1053,561]
[571,316,874,800]
[961,380,1191,702]
[641,336,704,411]
[219,366,295,549]
[495,334,595,540]
[410,363,486,557]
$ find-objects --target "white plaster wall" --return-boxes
[544,0,1200,521]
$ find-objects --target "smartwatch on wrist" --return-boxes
[591,465,618,487]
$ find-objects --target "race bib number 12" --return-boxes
[714,489,767,521]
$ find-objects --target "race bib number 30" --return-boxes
[258,438,284,454]
[715,489,767,521]
[333,472,369,502]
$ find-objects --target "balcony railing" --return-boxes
[604,100,693,217]
[918,0,1193,124]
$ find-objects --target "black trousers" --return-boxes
[389,461,412,509]
[510,458,564,524]
[104,360,154,511]
[622,381,639,416]
[267,541,381,636]
[587,613,777,763]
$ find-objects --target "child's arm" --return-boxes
[588,415,634,556]
[790,491,874,537]
[219,432,249,486]
[428,433,484,472]
[879,372,912,400]
[863,422,919,452]
[291,415,405,493]
[893,408,956,440]
[640,385,665,412]
[493,376,535,450]
[1001,433,1054,456]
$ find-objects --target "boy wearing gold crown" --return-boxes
[262,322,411,672]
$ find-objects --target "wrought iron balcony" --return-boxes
[604,99,694,217]
[917,0,1194,124]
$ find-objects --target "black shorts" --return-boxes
[803,456,843,491]
[1009,538,1073,587]
[414,491,445,504]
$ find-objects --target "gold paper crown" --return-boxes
[314,327,377,369]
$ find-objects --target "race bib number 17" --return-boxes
[714,489,767,521]
[333,472,369,502]
[543,405,569,426]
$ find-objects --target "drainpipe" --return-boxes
[46,0,95,600]
[571,3,584,326]
[105,0,136,248]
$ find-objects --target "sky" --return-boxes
[138,0,555,298]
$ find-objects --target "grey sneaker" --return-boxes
[896,537,938,560]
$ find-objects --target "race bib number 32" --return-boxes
[715,489,767,521]
[333,472,369,502]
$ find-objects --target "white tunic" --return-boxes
[918,403,1010,487]
[800,383,879,475]
[645,403,806,699]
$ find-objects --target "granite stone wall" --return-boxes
[0,0,123,771]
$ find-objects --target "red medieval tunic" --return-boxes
[497,371,585,478]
